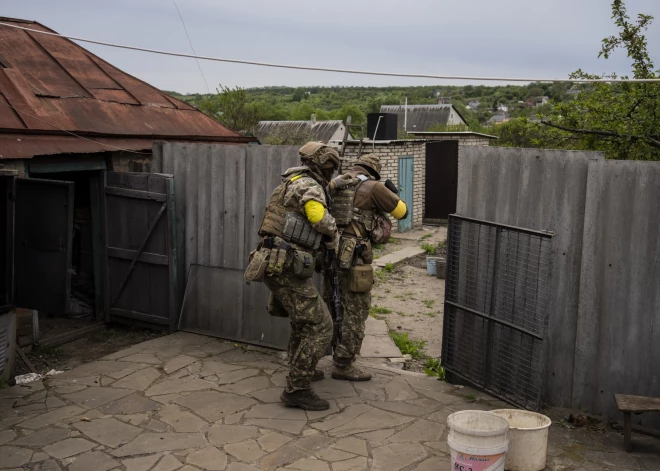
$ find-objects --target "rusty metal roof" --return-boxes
[0,17,254,158]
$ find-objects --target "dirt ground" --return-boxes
[21,324,166,375]
[371,226,448,364]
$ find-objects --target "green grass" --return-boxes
[424,358,446,379]
[371,306,392,314]
[388,238,400,245]
[373,243,385,250]
[463,393,478,402]
[421,243,437,256]
[389,331,427,359]
[424,312,437,318]
[369,313,383,320]
[384,263,395,272]
[419,233,433,241]
[423,299,435,309]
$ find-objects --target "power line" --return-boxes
[172,0,211,93]
[0,100,152,155]
[2,21,659,84]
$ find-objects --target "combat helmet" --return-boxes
[355,153,381,180]
[299,142,340,170]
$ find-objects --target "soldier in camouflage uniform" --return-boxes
[250,142,355,411]
[325,154,408,381]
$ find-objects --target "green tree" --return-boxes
[199,85,259,134]
[540,0,660,160]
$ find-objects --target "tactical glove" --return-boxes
[325,231,340,252]
[329,174,358,192]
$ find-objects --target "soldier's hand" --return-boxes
[325,232,340,252]
[329,174,358,192]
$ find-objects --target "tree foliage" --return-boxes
[494,0,659,160]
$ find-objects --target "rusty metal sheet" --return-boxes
[0,134,153,159]
[90,89,140,105]
[0,93,26,129]
[0,26,89,98]
[0,17,251,147]
[28,31,121,90]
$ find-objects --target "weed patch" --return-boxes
[389,331,426,359]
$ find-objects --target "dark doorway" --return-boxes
[424,140,459,221]
[23,170,105,347]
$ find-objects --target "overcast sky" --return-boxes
[3,0,659,93]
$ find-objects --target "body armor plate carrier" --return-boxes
[258,172,323,250]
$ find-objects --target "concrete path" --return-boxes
[0,332,656,470]
[373,247,425,269]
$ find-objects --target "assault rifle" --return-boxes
[325,248,343,349]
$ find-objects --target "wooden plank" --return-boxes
[166,177,178,331]
[197,146,212,266]
[171,144,187,309]
[209,144,225,267]
[105,187,167,202]
[107,247,168,265]
[16,345,36,373]
[110,202,167,307]
[615,394,660,412]
[184,143,199,270]
[109,308,169,325]
[624,411,632,452]
[37,323,106,349]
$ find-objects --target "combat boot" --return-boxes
[312,370,324,382]
[331,365,372,382]
[280,389,329,411]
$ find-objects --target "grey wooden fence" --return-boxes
[154,143,301,349]
[457,147,660,427]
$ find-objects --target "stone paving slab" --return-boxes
[1,332,658,470]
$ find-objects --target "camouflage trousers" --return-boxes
[265,269,332,392]
[323,264,372,368]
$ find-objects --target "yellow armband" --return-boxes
[304,200,325,224]
[390,200,407,219]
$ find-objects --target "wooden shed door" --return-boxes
[15,178,74,314]
[104,172,177,331]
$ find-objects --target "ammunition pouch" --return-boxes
[291,250,315,279]
[349,265,374,293]
[338,236,357,270]
[282,211,323,250]
[244,248,270,283]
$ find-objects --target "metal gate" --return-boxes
[104,172,177,331]
[442,215,554,410]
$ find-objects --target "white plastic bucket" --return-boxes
[490,409,552,471]
[448,411,509,471]
[426,256,439,276]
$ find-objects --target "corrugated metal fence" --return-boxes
[153,143,301,348]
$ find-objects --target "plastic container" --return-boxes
[490,409,552,471]
[426,256,440,276]
[448,410,509,471]
[436,258,447,279]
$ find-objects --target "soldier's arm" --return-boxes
[289,177,338,236]
[371,183,408,220]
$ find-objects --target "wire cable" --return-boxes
[2,21,659,83]
[0,100,152,155]
[172,0,211,93]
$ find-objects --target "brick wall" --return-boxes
[340,141,426,231]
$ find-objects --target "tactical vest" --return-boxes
[258,170,323,250]
[331,176,376,236]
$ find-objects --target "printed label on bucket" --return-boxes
[452,452,506,471]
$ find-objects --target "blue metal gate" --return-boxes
[397,156,414,232]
